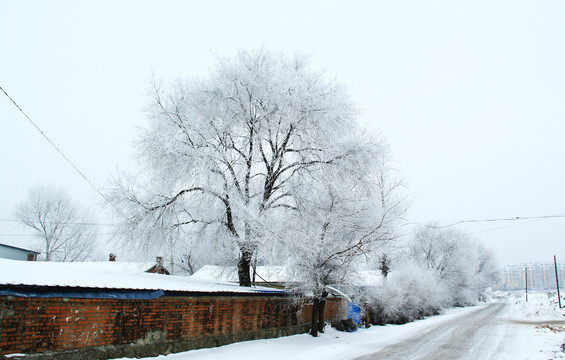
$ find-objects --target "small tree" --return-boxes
[273,140,405,336]
[15,185,97,261]
[472,242,500,299]
[377,253,391,278]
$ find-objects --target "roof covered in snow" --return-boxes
[0,241,40,254]
[0,259,284,294]
[191,265,289,283]
[191,265,384,287]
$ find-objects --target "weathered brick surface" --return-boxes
[0,294,344,358]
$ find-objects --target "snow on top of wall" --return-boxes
[0,259,284,294]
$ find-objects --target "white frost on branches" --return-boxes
[15,185,97,262]
[109,48,383,284]
[274,139,405,297]
[368,225,500,325]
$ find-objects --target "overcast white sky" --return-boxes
[1,1,564,266]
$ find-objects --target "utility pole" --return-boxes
[525,266,528,303]
[554,255,562,309]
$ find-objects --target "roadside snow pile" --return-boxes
[506,291,565,322]
[502,291,565,359]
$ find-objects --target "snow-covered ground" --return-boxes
[501,291,565,359]
[115,291,565,360]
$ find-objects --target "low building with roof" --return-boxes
[0,242,39,261]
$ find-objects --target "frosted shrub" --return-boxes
[479,287,493,302]
[368,261,447,324]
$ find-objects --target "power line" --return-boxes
[0,85,127,218]
[467,219,542,235]
[427,214,565,228]
[0,233,114,237]
[406,213,565,229]
[0,234,36,237]
[0,218,115,226]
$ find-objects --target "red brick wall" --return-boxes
[0,295,344,357]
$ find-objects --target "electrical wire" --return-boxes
[0,218,115,226]
[407,213,565,229]
[0,85,127,218]
[467,219,542,235]
[0,233,114,237]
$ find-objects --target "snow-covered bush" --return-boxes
[367,260,448,324]
[364,226,500,326]
[479,287,494,302]
[410,226,499,307]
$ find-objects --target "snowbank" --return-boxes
[500,291,565,359]
[504,291,565,322]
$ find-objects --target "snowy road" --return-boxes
[356,302,561,360]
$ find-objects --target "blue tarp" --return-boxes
[0,287,165,300]
[346,301,361,326]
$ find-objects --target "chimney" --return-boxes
[109,253,117,262]
[156,256,164,266]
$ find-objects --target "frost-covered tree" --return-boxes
[366,227,498,325]
[410,225,499,306]
[472,242,500,299]
[174,228,236,275]
[15,185,97,262]
[410,225,468,279]
[377,253,392,278]
[272,141,405,336]
[110,48,364,286]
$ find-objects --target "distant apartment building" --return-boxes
[499,261,565,291]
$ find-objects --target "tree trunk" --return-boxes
[237,249,253,287]
[318,297,327,333]
[311,298,320,337]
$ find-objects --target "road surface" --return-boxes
[354,302,557,360]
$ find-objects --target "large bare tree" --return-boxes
[15,185,97,262]
[111,48,375,286]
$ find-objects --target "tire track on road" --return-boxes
[355,302,507,360]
